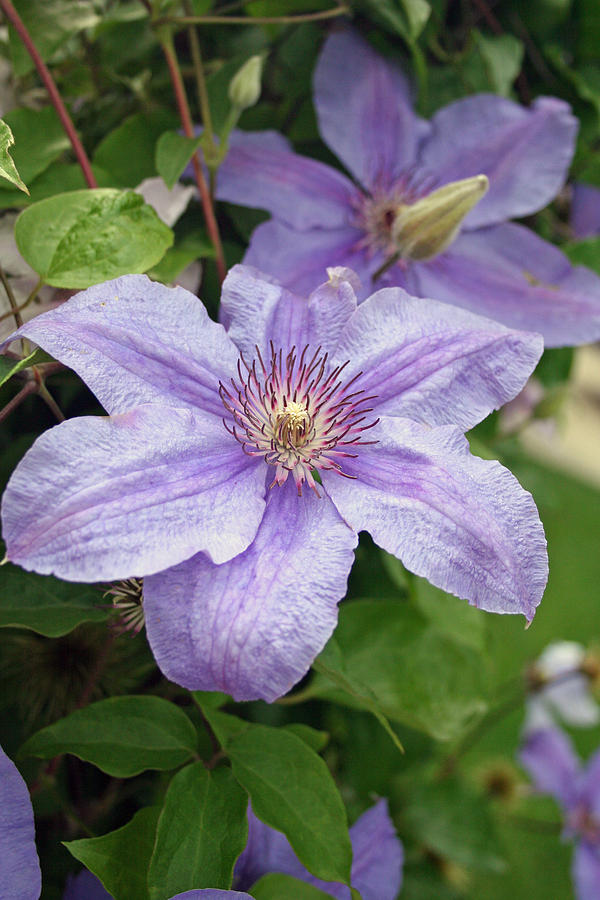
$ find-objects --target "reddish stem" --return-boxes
[0,0,97,188]
[0,380,36,424]
[161,36,227,283]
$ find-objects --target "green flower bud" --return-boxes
[392,174,489,261]
[228,55,264,111]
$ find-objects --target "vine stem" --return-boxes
[160,33,227,283]
[0,263,23,327]
[160,6,349,26]
[0,0,97,188]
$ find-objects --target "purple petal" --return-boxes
[573,841,600,900]
[420,95,577,228]
[216,130,358,229]
[413,223,600,347]
[168,893,253,900]
[581,748,600,820]
[323,417,548,619]
[332,285,542,431]
[519,727,581,810]
[144,479,357,701]
[63,870,112,900]
[2,406,266,581]
[0,745,41,900]
[571,182,600,239]
[313,30,420,188]
[3,275,239,419]
[220,264,358,359]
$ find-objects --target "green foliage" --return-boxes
[250,874,336,899]
[8,0,100,76]
[20,696,198,776]
[93,112,178,188]
[0,107,69,191]
[0,348,44,389]
[0,118,29,194]
[155,131,203,189]
[15,189,173,288]
[148,763,248,896]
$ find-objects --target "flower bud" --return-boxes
[228,55,264,111]
[392,174,489,261]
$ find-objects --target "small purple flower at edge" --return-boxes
[520,727,600,900]
[1,265,548,701]
[0,743,41,900]
[209,29,600,348]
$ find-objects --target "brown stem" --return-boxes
[160,34,226,283]
[0,264,23,328]
[0,380,36,424]
[160,6,349,26]
[0,0,97,188]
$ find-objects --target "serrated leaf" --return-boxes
[15,189,173,288]
[0,119,29,194]
[20,696,198,776]
[148,763,248,897]
[155,131,203,190]
[251,873,336,900]
[227,724,352,885]
[65,806,160,900]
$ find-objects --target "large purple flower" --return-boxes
[1,265,548,700]
[520,728,600,899]
[212,29,600,348]
[0,743,42,900]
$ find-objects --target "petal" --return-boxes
[332,285,542,431]
[519,727,580,810]
[323,417,548,619]
[220,264,358,359]
[135,177,195,227]
[581,748,600,820]
[63,870,112,900]
[2,406,266,581]
[144,478,357,702]
[571,182,600,239]
[541,677,600,729]
[573,842,600,900]
[3,275,239,418]
[216,129,358,229]
[314,30,419,188]
[420,95,577,228]
[414,224,600,347]
[0,745,41,900]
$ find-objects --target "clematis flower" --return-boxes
[211,29,600,348]
[571,182,600,239]
[1,265,548,700]
[0,743,41,900]
[525,642,600,734]
[520,728,600,900]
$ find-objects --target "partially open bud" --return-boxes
[228,55,264,111]
[392,174,489,261]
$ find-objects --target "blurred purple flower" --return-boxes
[212,29,600,347]
[520,728,600,899]
[571,182,600,239]
[2,265,548,700]
[525,642,600,734]
[0,743,41,900]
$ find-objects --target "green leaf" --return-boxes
[355,0,431,42]
[0,107,69,188]
[65,806,160,900]
[0,348,44,389]
[147,231,214,284]
[20,695,198,776]
[0,560,108,636]
[227,724,352,884]
[472,32,524,96]
[563,237,600,275]
[0,119,29,194]
[310,600,488,741]
[251,873,336,900]
[283,723,329,753]
[8,0,100,77]
[93,111,177,187]
[15,189,173,288]
[148,762,248,897]
[155,132,203,190]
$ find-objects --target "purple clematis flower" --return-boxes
[212,29,600,348]
[64,871,251,900]
[0,743,42,900]
[520,727,600,899]
[571,182,600,239]
[1,265,548,701]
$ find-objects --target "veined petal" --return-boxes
[314,30,420,188]
[414,224,600,347]
[144,479,357,702]
[2,275,239,418]
[420,95,577,228]
[1,745,41,900]
[323,417,548,619]
[571,182,600,239]
[2,406,266,581]
[519,728,580,811]
[573,841,600,900]
[216,129,358,229]
[332,286,542,431]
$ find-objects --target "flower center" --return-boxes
[220,344,379,496]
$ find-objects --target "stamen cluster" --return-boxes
[220,344,379,495]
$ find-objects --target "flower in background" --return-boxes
[520,728,600,899]
[212,29,600,347]
[0,743,41,900]
[64,870,252,900]
[571,182,600,239]
[525,642,600,733]
[2,266,548,701]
